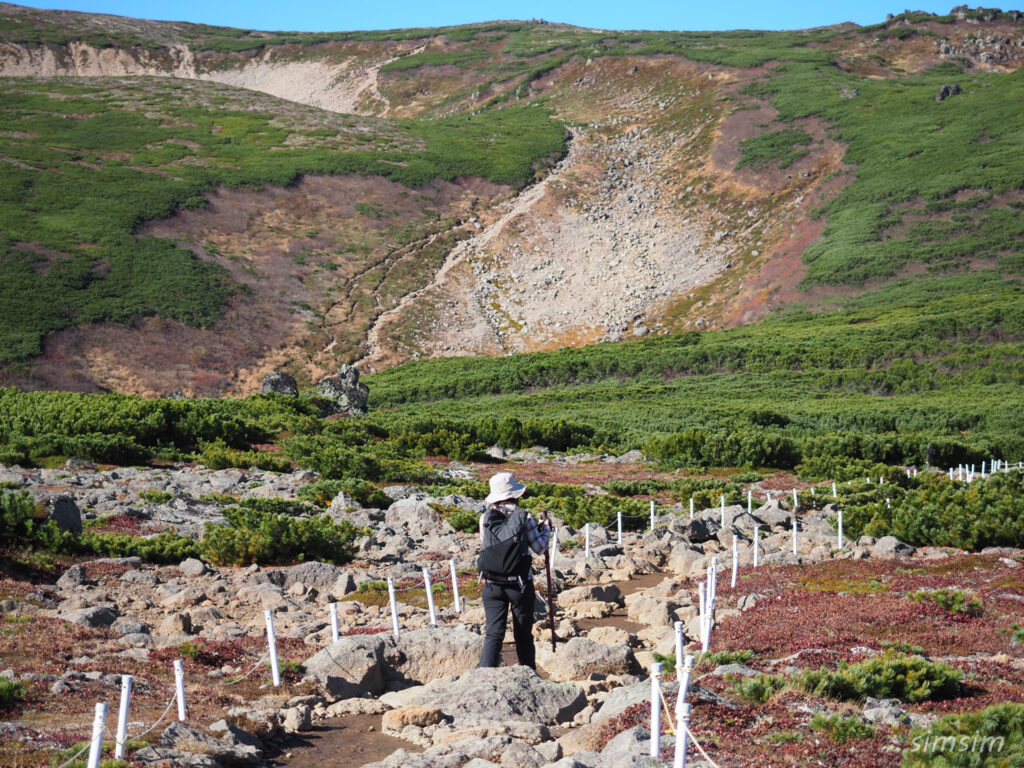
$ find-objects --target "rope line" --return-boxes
[129,691,177,742]
[657,684,676,735]
[209,649,271,686]
[684,721,724,768]
[54,741,91,768]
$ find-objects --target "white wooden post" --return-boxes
[265,609,281,687]
[792,518,798,557]
[792,488,798,508]
[423,568,437,627]
[720,495,725,527]
[86,702,108,768]
[731,535,738,589]
[450,559,461,613]
[747,489,752,514]
[837,509,843,550]
[674,702,691,768]
[387,577,401,639]
[114,674,132,760]
[649,663,662,757]
[584,523,591,559]
[173,659,187,721]
[329,602,340,643]
[617,510,622,545]
[753,525,759,567]
[689,496,694,521]
[832,482,838,499]
[650,500,656,531]
[673,620,684,681]
[697,582,707,652]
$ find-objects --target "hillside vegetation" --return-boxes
[0,6,1022,390]
[0,76,564,362]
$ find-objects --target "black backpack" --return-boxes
[478,506,529,585]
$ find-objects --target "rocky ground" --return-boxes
[1,460,1022,767]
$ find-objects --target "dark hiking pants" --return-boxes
[479,580,536,669]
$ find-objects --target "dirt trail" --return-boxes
[274,566,667,768]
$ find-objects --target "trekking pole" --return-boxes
[541,512,557,653]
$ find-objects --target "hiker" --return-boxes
[477,471,551,669]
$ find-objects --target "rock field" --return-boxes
[0,460,1019,767]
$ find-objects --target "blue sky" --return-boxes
[22,0,947,32]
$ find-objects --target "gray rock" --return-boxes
[592,681,649,723]
[872,536,915,558]
[44,494,82,535]
[863,697,911,726]
[399,666,586,726]
[159,720,261,766]
[281,561,340,593]
[121,569,159,586]
[111,617,150,636]
[304,633,395,697]
[536,637,637,682]
[330,572,358,599]
[675,517,718,543]
[598,725,665,767]
[282,704,313,732]
[393,628,485,685]
[157,613,193,636]
[707,663,759,678]
[315,364,369,416]
[61,606,119,629]
[208,720,262,750]
[179,558,210,577]
[56,564,87,590]
[556,584,623,609]
[261,371,299,396]
[134,746,221,767]
[500,740,546,768]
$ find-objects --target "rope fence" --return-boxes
[44,460,1021,766]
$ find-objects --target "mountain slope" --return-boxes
[0,4,1022,394]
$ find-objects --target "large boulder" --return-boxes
[393,628,485,685]
[159,721,261,767]
[44,494,82,535]
[61,606,119,629]
[556,584,623,610]
[261,371,298,396]
[315,364,369,416]
[397,665,586,726]
[872,536,916,558]
[282,561,341,593]
[536,637,637,682]
[303,633,395,697]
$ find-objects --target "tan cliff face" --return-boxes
[1,9,1019,395]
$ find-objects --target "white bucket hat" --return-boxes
[485,471,526,505]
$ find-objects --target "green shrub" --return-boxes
[701,649,756,667]
[733,673,786,704]
[809,712,876,742]
[912,589,984,617]
[430,502,478,533]
[196,440,292,473]
[297,478,393,509]
[736,128,812,170]
[797,651,962,703]
[139,489,174,504]
[904,702,1024,767]
[200,507,358,566]
[0,678,26,710]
